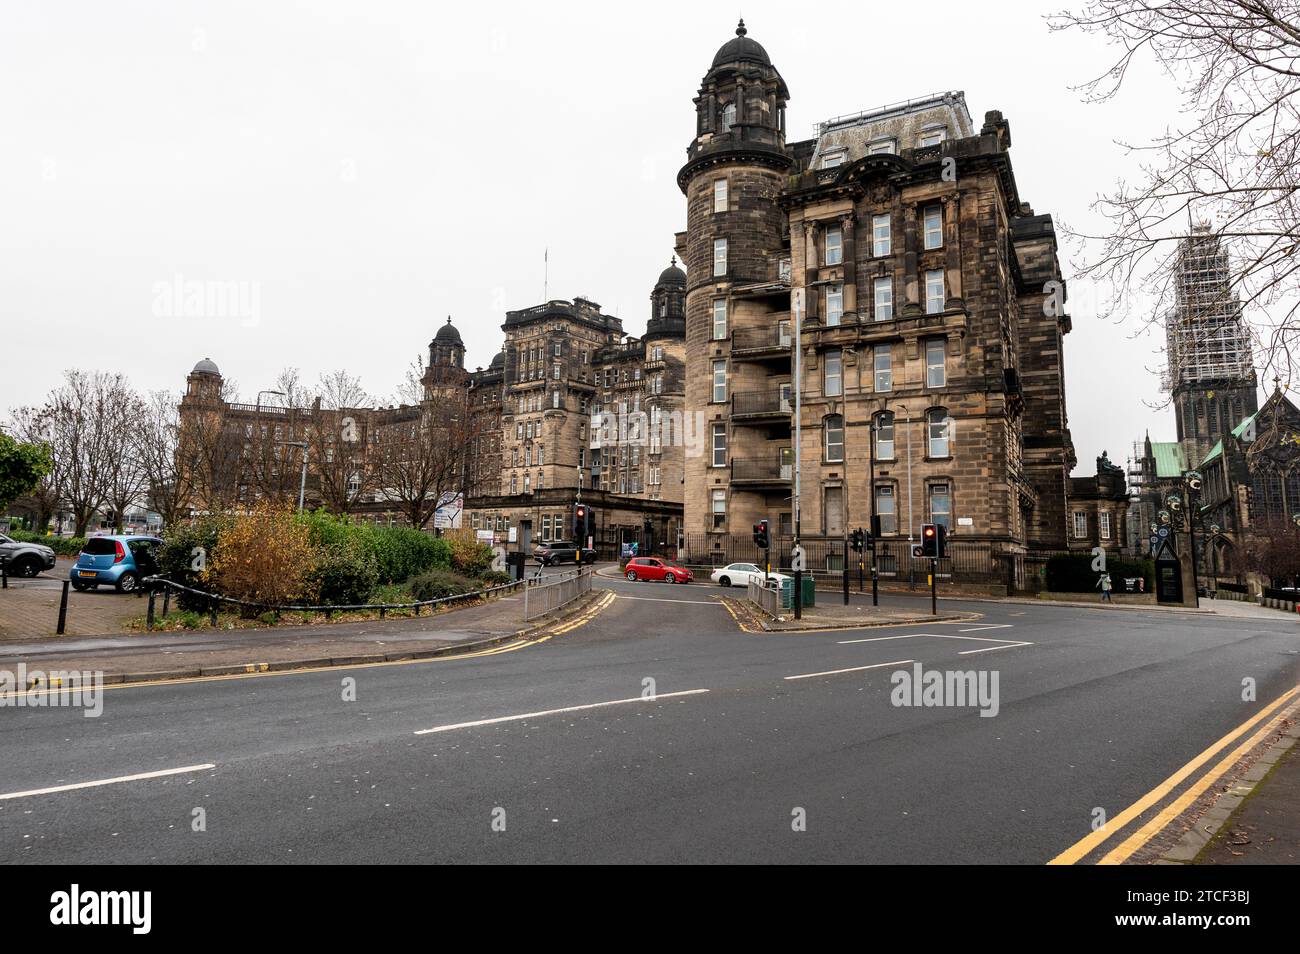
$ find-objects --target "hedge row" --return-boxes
[1044,554,1154,593]
[156,510,493,609]
[5,529,87,556]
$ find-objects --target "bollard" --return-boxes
[57,580,70,634]
[1,557,7,589]
[146,590,156,631]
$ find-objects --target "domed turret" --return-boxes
[679,20,792,193]
[711,19,772,68]
[185,357,223,401]
[429,316,465,370]
[647,256,686,340]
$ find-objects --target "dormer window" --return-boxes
[721,102,736,132]
[867,139,896,155]
[919,125,947,148]
[820,150,846,170]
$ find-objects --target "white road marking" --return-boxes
[0,763,216,801]
[784,659,914,681]
[837,633,943,645]
[413,688,711,734]
[958,624,1014,632]
[613,595,720,605]
[958,642,1034,655]
[929,633,1025,644]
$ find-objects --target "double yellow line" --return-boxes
[550,590,617,636]
[1049,684,1300,865]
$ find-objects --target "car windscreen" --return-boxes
[82,539,117,555]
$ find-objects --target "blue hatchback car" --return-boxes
[70,535,163,593]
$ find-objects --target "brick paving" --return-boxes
[0,559,143,639]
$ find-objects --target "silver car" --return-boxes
[0,534,58,578]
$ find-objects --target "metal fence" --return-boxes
[678,534,1004,586]
[523,567,593,621]
[747,577,782,616]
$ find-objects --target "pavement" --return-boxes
[0,564,602,682]
[0,558,145,638]
[2,572,1299,864]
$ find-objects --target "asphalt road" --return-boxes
[2,574,1298,863]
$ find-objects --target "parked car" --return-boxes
[534,541,597,566]
[69,535,162,593]
[623,557,693,584]
[709,562,789,588]
[0,534,57,578]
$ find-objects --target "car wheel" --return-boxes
[664,572,677,584]
[115,571,139,594]
[11,557,41,578]
[718,575,731,587]
[625,570,638,581]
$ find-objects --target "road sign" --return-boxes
[791,545,806,572]
[1157,527,1170,539]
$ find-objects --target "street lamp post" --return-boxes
[791,287,804,621]
[896,405,915,590]
[279,440,309,513]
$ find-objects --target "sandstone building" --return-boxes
[178,261,688,555]
[675,21,1075,566]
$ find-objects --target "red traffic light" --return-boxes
[923,526,936,538]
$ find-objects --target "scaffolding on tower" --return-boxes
[1161,224,1254,392]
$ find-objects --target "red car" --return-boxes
[623,557,693,584]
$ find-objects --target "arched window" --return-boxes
[824,414,844,463]
[721,102,736,132]
[927,407,951,458]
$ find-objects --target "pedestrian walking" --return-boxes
[1097,572,1113,602]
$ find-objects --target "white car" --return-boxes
[710,562,790,588]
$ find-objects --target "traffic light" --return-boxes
[870,514,882,539]
[850,528,865,553]
[921,523,938,558]
[573,504,588,541]
[935,524,948,559]
[752,519,770,549]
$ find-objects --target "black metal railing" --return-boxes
[730,458,791,482]
[731,325,793,353]
[731,389,792,417]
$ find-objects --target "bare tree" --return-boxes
[101,382,149,531]
[134,390,192,529]
[306,369,374,514]
[8,404,65,531]
[1050,1,1300,382]
[373,396,478,530]
[1243,517,1300,586]
[180,377,247,514]
[13,371,133,535]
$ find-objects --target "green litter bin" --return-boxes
[778,576,817,609]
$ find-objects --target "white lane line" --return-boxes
[837,633,942,645]
[958,624,1014,632]
[0,763,216,801]
[784,659,914,681]
[958,642,1034,655]
[929,633,1025,644]
[413,688,711,735]
[613,595,721,605]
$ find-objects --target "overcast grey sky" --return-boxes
[2,0,1205,474]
